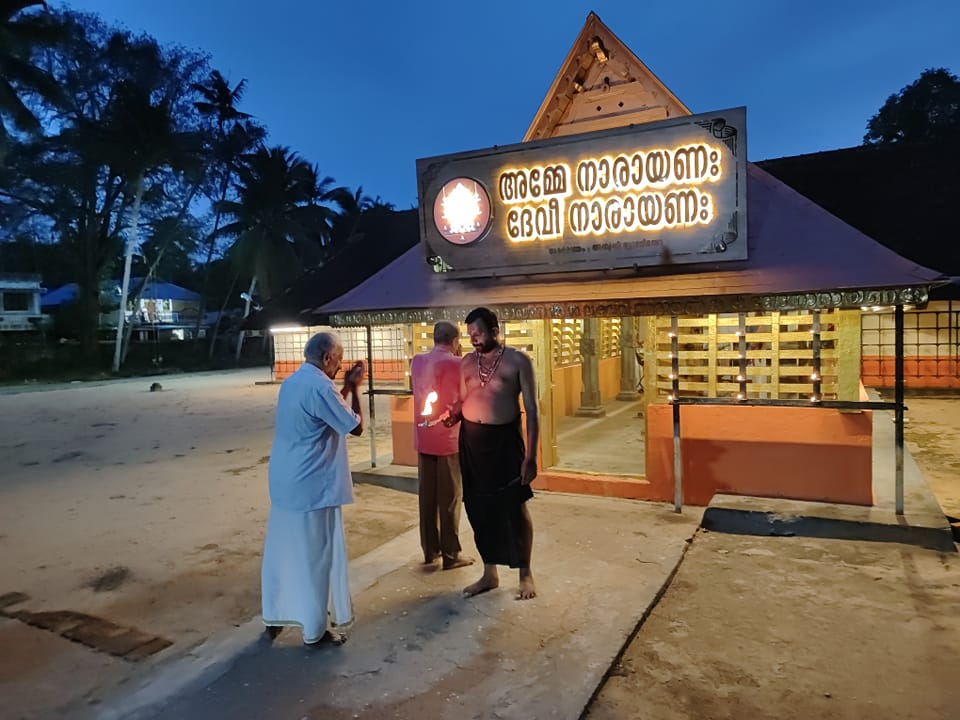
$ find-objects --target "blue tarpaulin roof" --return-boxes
[41,279,202,308]
[134,280,202,302]
[40,282,79,308]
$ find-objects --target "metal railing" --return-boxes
[861,300,959,381]
[666,307,907,515]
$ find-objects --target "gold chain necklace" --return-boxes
[478,345,506,387]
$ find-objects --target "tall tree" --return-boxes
[864,68,960,145]
[190,69,263,344]
[96,80,203,371]
[134,214,201,287]
[192,69,250,132]
[331,184,396,246]
[214,145,346,359]
[0,1,64,161]
[0,8,209,360]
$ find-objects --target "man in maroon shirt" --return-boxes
[410,321,475,570]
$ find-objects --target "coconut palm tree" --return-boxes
[92,80,203,371]
[1,1,43,19]
[329,185,397,246]
[191,69,262,343]
[214,145,347,360]
[192,69,250,133]
[3,10,210,362]
[0,0,64,160]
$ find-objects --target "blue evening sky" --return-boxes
[69,0,959,209]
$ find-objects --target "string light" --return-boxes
[810,372,819,381]
[810,395,821,403]
[736,392,745,400]
[736,375,744,382]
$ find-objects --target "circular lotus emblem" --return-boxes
[432,177,492,245]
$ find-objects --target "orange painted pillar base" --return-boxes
[389,396,418,467]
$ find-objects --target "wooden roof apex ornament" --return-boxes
[524,12,690,141]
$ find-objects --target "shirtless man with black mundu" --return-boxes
[443,307,539,600]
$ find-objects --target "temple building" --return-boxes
[255,13,950,510]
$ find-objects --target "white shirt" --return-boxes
[268,362,361,511]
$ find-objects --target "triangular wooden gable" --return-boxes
[524,12,691,141]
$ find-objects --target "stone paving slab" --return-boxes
[8,607,173,660]
[703,494,956,552]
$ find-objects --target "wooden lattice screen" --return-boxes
[404,322,433,358]
[502,320,538,362]
[551,318,622,366]
[653,310,840,400]
[600,318,621,359]
[552,319,583,367]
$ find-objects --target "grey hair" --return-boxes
[433,321,459,345]
[304,331,341,363]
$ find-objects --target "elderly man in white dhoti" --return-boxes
[261,331,364,645]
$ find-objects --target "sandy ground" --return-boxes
[587,529,960,720]
[2,376,959,719]
[903,394,960,519]
[0,369,418,719]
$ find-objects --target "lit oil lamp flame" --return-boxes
[418,391,439,427]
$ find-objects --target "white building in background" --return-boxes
[0,273,48,334]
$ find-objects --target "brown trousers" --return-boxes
[417,453,463,563]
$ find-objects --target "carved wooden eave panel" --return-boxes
[524,12,691,142]
[329,286,932,327]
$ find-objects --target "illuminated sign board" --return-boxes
[417,107,747,277]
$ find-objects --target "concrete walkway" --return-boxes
[98,493,701,720]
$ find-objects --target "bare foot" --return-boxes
[443,555,476,570]
[517,570,536,600]
[463,566,499,597]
